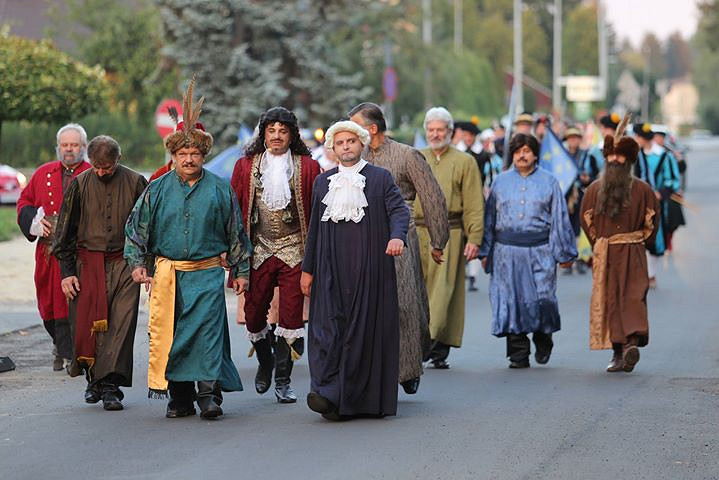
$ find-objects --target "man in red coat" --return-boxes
[16,123,92,370]
[231,107,320,403]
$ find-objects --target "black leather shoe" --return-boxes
[430,359,450,369]
[307,392,335,414]
[166,403,196,418]
[85,386,102,404]
[53,355,64,372]
[102,391,124,411]
[508,359,530,369]
[400,377,421,394]
[251,337,274,394]
[535,350,551,365]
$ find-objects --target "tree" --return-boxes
[48,0,177,122]
[693,1,719,132]
[640,33,666,80]
[664,32,691,79]
[0,30,106,159]
[155,0,370,146]
[562,3,599,75]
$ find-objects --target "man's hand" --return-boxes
[40,218,52,237]
[386,239,404,256]
[220,252,230,270]
[232,277,249,295]
[464,242,479,261]
[300,272,313,297]
[131,267,153,292]
[559,261,573,269]
[431,248,444,264]
[61,276,80,300]
[481,257,488,271]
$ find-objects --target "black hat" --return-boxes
[454,121,480,135]
[633,122,654,140]
[599,113,621,130]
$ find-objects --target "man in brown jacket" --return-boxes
[581,126,659,373]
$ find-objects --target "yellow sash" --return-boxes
[589,231,646,350]
[148,255,222,393]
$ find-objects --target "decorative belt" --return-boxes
[589,230,647,350]
[496,230,549,247]
[147,255,223,397]
[416,212,462,229]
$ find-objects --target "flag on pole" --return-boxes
[539,127,578,195]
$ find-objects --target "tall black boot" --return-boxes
[197,381,223,418]
[274,337,303,404]
[166,381,196,418]
[251,336,275,394]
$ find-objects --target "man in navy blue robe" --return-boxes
[301,121,409,420]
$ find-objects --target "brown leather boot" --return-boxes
[606,344,624,372]
[622,340,640,372]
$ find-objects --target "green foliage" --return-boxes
[155,0,370,147]
[0,207,20,242]
[664,32,691,79]
[0,32,106,125]
[433,50,504,118]
[693,17,719,133]
[47,0,178,121]
[2,111,167,170]
[562,4,598,75]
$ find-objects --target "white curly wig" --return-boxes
[324,120,371,149]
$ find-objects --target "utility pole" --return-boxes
[513,0,524,114]
[552,0,562,112]
[454,0,462,53]
[597,0,608,102]
[423,0,432,108]
[642,46,651,120]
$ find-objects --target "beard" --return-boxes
[428,136,451,150]
[596,162,633,219]
[56,147,85,165]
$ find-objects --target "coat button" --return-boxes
[47,173,51,178]
[48,192,52,196]
[47,182,51,186]
[50,201,54,205]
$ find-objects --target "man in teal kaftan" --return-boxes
[124,79,252,418]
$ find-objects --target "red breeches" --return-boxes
[244,256,304,334]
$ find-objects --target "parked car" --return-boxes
[0,164,27,204]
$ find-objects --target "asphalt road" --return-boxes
[1,139,718,480]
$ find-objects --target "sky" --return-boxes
[604,0,700,47]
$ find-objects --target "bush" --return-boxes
[0,206,20,242]
[2,111,167,170]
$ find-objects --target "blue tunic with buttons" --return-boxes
[479,167,577,336]
[124,169,252,390]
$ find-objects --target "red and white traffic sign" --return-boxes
[155,99,182,138]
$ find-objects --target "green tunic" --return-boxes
[415,146,484,347]
[124,169,252,390]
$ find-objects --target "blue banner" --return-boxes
[539,128,578,195]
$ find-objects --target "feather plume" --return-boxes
[181,74,197,133]
[167,106,179,125]
[613,113,632,145]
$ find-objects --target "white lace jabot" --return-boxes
[321,160,369,223]
[260,150,293,211]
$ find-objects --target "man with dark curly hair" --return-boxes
[231,107,321,404]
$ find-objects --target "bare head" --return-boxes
[56,124,88,166]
